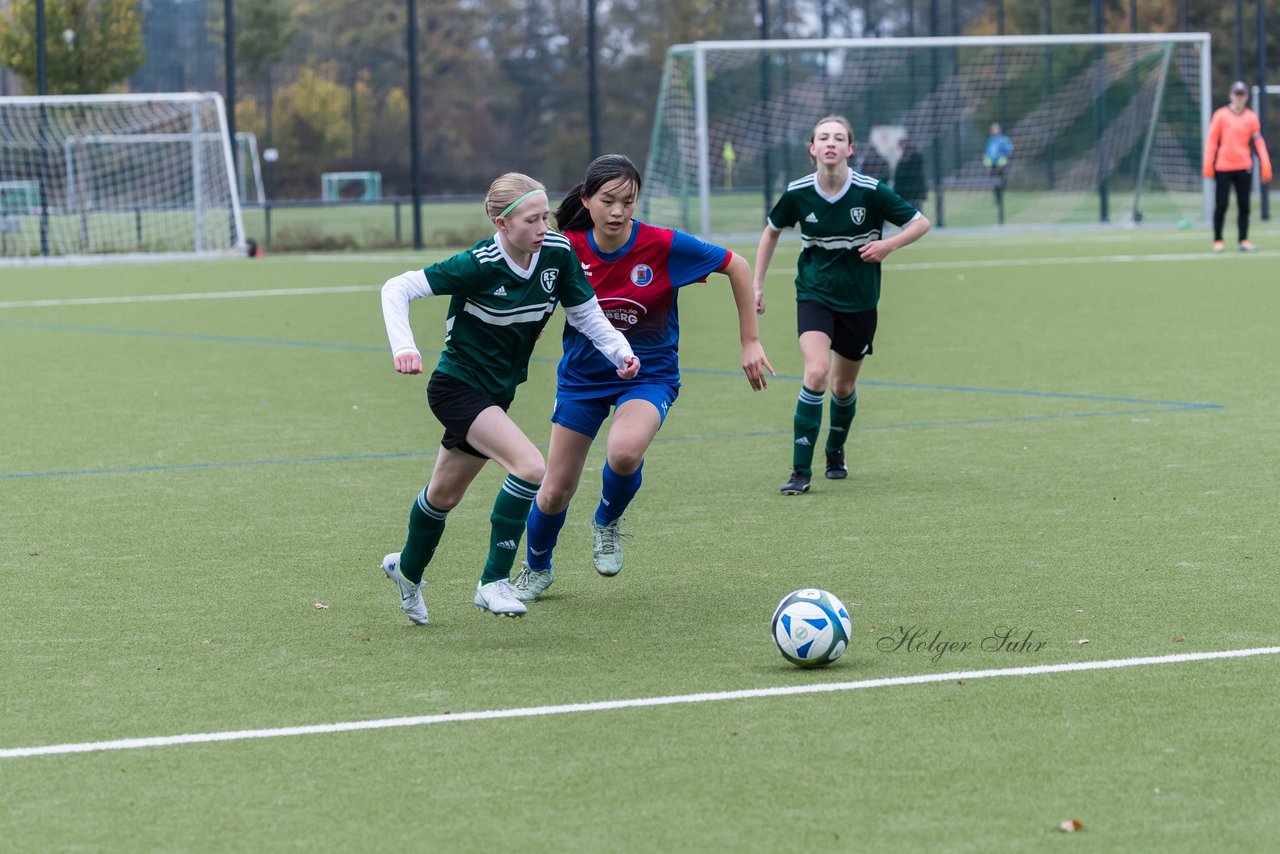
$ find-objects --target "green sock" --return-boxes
[400,487,447,584]
[826,390,857,453]
[480,474,540,584]
[792,386,823,475]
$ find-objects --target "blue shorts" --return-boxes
[551,383,678,439]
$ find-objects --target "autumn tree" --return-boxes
[0,0,144,94]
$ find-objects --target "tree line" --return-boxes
[2,0,1275,198]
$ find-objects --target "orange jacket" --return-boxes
[1203,106,1272,182]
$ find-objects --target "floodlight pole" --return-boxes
[36,0,50,256]
[406,0,424,249]
[1259,0,1269,220]
[1233,0,1242,83]
[1093,0,1109,223]
[224,0,237,175]
[587,0,601,159]
[759,0,772,218]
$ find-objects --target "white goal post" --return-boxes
[0,92,246,263]
[642,33,1212,236]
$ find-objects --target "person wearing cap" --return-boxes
[1203,81,1272,252]
[378,172,640,622]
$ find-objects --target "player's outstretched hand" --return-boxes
[394,352,423,374]
[617,355,641,380]
[742,341,775,391]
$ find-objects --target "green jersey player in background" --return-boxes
[380,173,640,623]
[753,115,930,495]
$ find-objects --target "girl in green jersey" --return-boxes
[753,115,930,495]
[379,173,640,623]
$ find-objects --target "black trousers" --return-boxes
[1213,169,1252,241]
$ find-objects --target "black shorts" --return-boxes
[796,301,877,362]
[426,370,512,459]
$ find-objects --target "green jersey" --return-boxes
[423,232,596,400]
[767,167,918,313]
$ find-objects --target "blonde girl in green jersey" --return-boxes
[379,173,640,623]
[753,115,930,495]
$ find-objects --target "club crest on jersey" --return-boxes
[540,269,558,292]
[850,207,867,225]
[630,264,654,286]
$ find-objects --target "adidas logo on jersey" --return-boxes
[805,212,819,223]
[493,286,508,296]
[795,437,812,446]
[496,539,518,550]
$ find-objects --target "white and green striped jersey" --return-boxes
[386,231,599,400]
[767,167,919,313]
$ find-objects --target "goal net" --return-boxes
[642,34,1211,236]
[0,92,246,263]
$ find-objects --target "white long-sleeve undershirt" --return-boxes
[380,268,634,369]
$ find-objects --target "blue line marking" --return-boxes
[0,319,1224,480]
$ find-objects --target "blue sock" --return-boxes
[525,502,567,571]
[595,460,643,526]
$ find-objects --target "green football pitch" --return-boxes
[3,223,1279,851]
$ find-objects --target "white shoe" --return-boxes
[511,561,555,603]
[590,517,627,577]
[382,553,428,625]
[474,579,528,617]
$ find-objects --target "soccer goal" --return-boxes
[0,92,246,263]
[642,33,1212,236]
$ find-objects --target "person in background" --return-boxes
[893,135,927,214]
[512,154,772,602]
[378,172,639,624]
[1203,80,1272,252]
[753,115,930,496]
[983,122,1013,207]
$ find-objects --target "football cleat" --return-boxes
[511,562,555,603]
[382,552,428,625]
[781,469,811,495]
[590,517,627,577]
[474,579,528,617]
[825,449,848,480]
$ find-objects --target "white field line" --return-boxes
[3,646,1276,760]
[1,251,1272,310]
[890,251,1278,272]
[0,284,378,310]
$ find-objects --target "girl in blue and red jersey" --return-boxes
[512,154,773,602]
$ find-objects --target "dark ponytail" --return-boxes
[554,154,643,233]
[555,183,593,232]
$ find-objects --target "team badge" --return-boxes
[851,207,866,225]
[630,264,654,286]
[540,269,558,292]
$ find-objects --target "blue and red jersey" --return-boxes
[556,220,731,399]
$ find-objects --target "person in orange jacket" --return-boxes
[1203,80,1272,252]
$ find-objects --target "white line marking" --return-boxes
[891,251,1278,272]
[3,646,1276,760]
[0,285,379,310]
[1,250,1270,310]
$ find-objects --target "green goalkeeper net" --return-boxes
[642,34,1210,235]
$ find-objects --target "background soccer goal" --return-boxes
[642,33,1211,236]
[0,92,246,263]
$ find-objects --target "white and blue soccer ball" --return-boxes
[771,589,852,667]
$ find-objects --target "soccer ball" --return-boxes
[771,589,852,667]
